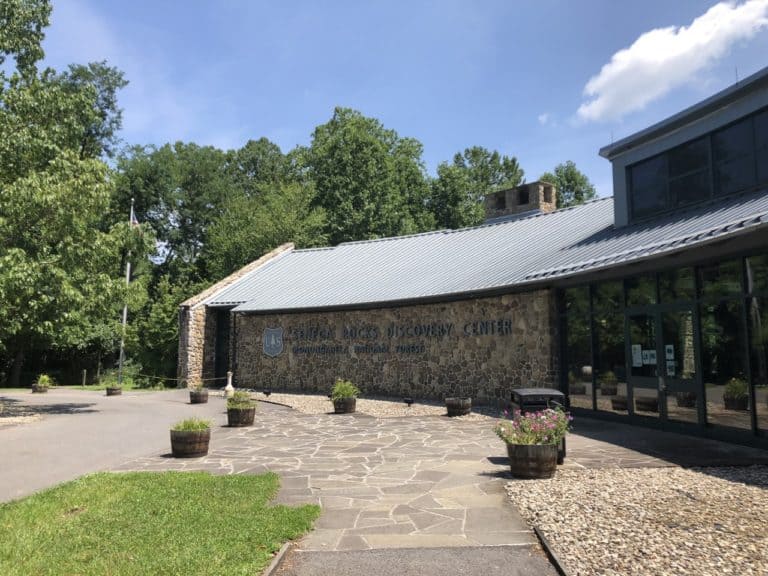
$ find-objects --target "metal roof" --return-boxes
[209,189,768,313]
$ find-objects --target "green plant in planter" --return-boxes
[331,379,360,414]
[33,374,52,392]
[227,391,257,427]
[172,418,212,432]
[331,379,360,400]
[723,377,749,410]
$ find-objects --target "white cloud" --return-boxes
[537,113,551,125]
[577,0,768,123]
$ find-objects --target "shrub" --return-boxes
[35,374,53,389]
[172,418,212,432]
[723,378,749,399]
[331,379,360,400]
[227,391,256,410]
[599,371,618,386]
[494,409,572,446]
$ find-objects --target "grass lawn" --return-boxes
[0,471,320,576]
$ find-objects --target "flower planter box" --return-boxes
[676,392,697,408]
[611,396,628,411]
[569,384,586,395]
[170,429,210,457]
[724,396,749,411]
[106,387,122,396]
[635,396,659,412]
[506,443,558,479]
[445,397,471,417]
[189,389,209,404]
[227,407,256,427]
[333,397,356,414]
[600,384,618,396]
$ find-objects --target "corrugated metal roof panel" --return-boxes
[212,189,768,312]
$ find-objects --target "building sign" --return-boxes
[262,327,284,357]
[261,317,515,358]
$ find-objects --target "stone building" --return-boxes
[180,66,768,448]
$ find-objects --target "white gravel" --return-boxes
[252,392,497,421]
[507,466,768,576]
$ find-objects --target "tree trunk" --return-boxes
[10,345,25,388]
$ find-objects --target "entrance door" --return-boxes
[627,306,702,426]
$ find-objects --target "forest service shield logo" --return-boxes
[263,327,284,357]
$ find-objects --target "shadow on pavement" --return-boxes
[0,396,98,416]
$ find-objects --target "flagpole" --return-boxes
[117,198,134,387]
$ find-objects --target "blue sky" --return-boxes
[42,0,768,196]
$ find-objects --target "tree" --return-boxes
[202,182,327,279]
[56,61,129,158]
[226,137,293,195]
[540,161,597,208]
[0,0,51,80]
[303,107,432,245]
[428,146,524,229]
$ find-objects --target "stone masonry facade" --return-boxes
[177,243,294,387]
[233,289,559,404]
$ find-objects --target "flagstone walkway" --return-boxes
[115,401,542,554]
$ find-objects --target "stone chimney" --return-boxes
[484,181,557,221]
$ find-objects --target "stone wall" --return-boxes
[177,243,294,388]
[234,289,559,404]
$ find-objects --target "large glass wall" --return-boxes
[560,251,767,440]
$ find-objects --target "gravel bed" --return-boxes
[507,466,768,576]
[251,392,498,421]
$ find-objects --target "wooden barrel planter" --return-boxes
[106,387,122,396]
[333,398,356,414]
[445,397,471,417]
[31,385,48,394]
[506,443,558,479]
[724,396,749,411]
[227,407,256,427]
[635,396,659,412]
[189,389,209,404]
[170,429,210,457]
[611,396,628,411]
[676,392,697,408]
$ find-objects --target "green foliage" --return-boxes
[0,471,320,575]
[540,160,597,208]
[171,417,212,432]
[35,373,52,388]
[331,378,360,400]
[227,390,256,410]
[723,377,748,399]
[304,107,432,245]
[203,182,327,278]
[598,370,618,386]
[0,0,51,80]
[428,146,524,229]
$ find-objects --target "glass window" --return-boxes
[713,118,753,161]
[662,310,698,425]
[701,299,751,430]
[748,296,768,433]
[746,255,768,295]
[593,281,623,311]
[563,287,594,411]
[625,275,656,307]
[659,268,695,302]
[669,137,709,177]
[698,259,743,299]
[715,155,756,196]
[630,155,668,218]
[670,169,711,206]
[629,314,657,379]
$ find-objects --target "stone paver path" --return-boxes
[116,402,538,552]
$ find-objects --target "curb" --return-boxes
[262,541,293,576]
[533,525,569,576]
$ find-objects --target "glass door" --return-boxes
[628,313,660,418]
[660,308,700,425]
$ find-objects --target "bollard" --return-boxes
[225,371,235,398]
[82,369,87,387]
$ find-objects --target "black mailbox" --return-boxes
[509,388,567,464]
